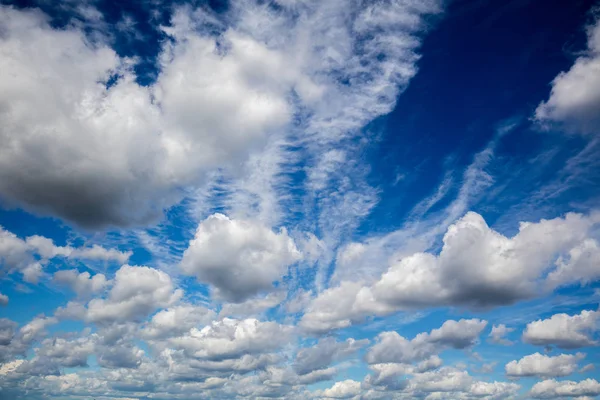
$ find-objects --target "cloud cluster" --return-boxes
[0,225,129,283]
[523,308,600,349]
[365,319,487,365]
[301,211,600,332]
[180,213,301,302]
[0,0,441,229]
[506,353,585,378]
[535,16,600,135]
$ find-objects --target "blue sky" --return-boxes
[0,0,600,399]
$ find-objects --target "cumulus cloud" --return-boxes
[57,265,182,324]
[294,337,369,375]
[53,270,109,296]
[365,319,487,365]
[506,353,585,378]
[0,225,129,282]
[0,0,441,229]
[488,324,515,346]
[523,309,600,348]
[320,379,362,399]
[0,292,7,306]
[180,214,301,302]
[0,6,297,228]
[142,304,216,339]
[530,378,600,399]
[167,318,293,361]
[535,17,600,135]
[302,211,600,332]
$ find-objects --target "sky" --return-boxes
[0,0,600,399]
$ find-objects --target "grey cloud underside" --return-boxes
[0,0,441,228]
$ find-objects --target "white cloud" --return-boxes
[0,0,441,229]
[506,352,585,378]
[35,336,95,368]
[488,324,514,346]
[0,293,8,306]
[63,265,182,324]
[180,213,301,302]
[19,316,58,344]
[294,337,369,375]
[535,17,600,135]
[546,239,600,289]
[320,379,362,399]
[580,363,595,373]
[167,318,293,361]
[219,292,286,318]
[468,380,521,399]
[365,319,487,365]
[0,225,129,282]
[406,367,473,393]
[302,211,600,332]
[0,5,302,228]
[53,270,109,296]
[142,304,216,339]
[530,378,600,399]
[523,309,600,348]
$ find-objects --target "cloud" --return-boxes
[167,318,293,361]
[0,225,129,282]
[19,316,58,344]
[365,319,487,365]
[53,270,109,296]
[294,337,369,375]
[35,337,95,368]
[0,293,7,306]
[142,304,216,339]
[545,239,600,289]
[301,211,600,332]
[180,213,301,302]
[0,5,298,228]
[506,352,585,378]
[320,379,362,399]
[488,324,515,346]
[530,379,600,399]
[535,17,600,135]
[220,292,286,318]
[523,309,600,348]
[58,265,182,324]
[0,0,441,229]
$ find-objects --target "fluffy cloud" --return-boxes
[523,309,600,348]
[58,265,182,324]
[301,211,600,332]
[180,214,301,302]
[35,337,95,368]
[167,318,293,361]
[220,291,286,318]
[506,353,585,378]
[0,0,441,229]
[362,364,521,399]
[365,319,487,364]
[0,5,298,228]
[545,239,600,289]
[53,270,109,296]
[0,225,129,282]
[530,379,600,399]
[294,337,369,375]
[142,304,216,339]
[535,17,600,135]
[0,292,7,306]
[488,324,515,346]
[320,379,362,399]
